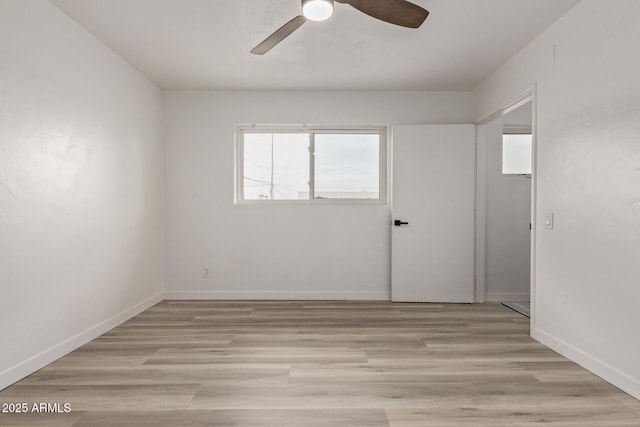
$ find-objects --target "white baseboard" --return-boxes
[0,292,163,391]
[532,326,640,400]
[486,292,530,302]
[163,290,390,301]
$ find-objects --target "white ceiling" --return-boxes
[50,0,580,91]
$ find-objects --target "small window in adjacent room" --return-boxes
[237,126,386,203]
[502,132,532,176]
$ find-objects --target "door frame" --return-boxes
[474,85,538,324]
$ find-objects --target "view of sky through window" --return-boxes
[314,133,379,199]
[242,131,381,200]
[243,133,309,200]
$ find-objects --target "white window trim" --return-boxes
[235,124,388,204]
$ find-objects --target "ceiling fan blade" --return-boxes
[251,15,307,55]
[336,0,428,28]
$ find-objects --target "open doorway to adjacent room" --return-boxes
[477,98,534,318]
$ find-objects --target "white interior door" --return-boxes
[391,125,476,302]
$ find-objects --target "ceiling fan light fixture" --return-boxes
[302,0,334,22]
[251,0,429,55]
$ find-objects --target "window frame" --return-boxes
[501,125,532,178]
[235,125,388,204]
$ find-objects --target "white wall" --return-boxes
[474,0,640,399]
[164,91,472,300]
[483,104,532,301]
[0,0,164,390]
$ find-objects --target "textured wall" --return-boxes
[474,0,640,399]
[0,0,164,389]
[163,90,473,299]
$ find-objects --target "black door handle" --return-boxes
[394,220,409,227]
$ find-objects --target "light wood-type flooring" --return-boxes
[1,301,639,426]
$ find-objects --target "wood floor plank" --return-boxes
[0,301,637,426]
[0,384,200,411]
[191,382,475,410]
[288,362,537,384]
[386,405,640,426]
[143,346,368,365]
[0,412,85,427]
[72,409,390,427]
[23,365,291,386]
[229,332,427,349]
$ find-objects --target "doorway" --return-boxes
[478,98,534,315]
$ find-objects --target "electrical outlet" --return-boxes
[202,267,211,278]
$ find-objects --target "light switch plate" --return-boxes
[544,213,554,230]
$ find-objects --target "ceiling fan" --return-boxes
[251,0,429,55]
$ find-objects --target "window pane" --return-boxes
[243,133,309,200]
[314,133,379,199]
[502,134,532,175]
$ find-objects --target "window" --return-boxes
[237,126,386,203]
[502,132,532,176]
[242,132,309,200]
